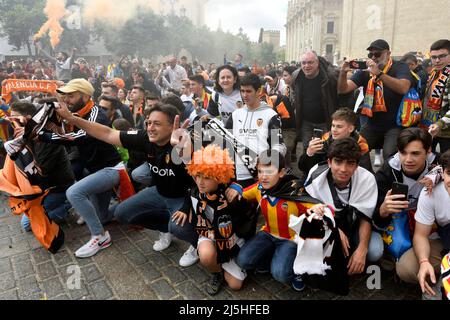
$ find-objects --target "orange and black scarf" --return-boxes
[426,65,450,110]
[130,100,144,116]
[442,253,450,300]
[74,99,95,119]
[0,152,64,253]
[361,58,393,118]
[65,99,94,133]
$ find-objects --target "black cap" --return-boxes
[367,39,390,51]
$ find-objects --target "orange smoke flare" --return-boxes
[34,0,68,49]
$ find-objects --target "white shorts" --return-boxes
[197,237,247,281]
[222,259,247,281]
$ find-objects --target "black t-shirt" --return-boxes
[301,72,325,123]
[119,130,194,198]
[351,61,412,130]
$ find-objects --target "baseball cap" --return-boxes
[113,78,125,89]
[367,39,390,51]
[57,78,95,96]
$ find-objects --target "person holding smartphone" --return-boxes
[338,39,413,161]
[298,108,373,176]
[373,128,440,280]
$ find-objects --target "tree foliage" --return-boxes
[0,3,279,66]
[0,0,46,55]
[93,9,168,58]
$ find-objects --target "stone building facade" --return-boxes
[262,30,281,50]
[159,0,208,27]
[340,0,450,59]
[286,0,343,63]
[287,0,450,63]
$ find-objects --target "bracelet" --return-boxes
[419,259,429,265]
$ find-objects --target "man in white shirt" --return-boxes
[164,57,188,93]
[401,150,450,298]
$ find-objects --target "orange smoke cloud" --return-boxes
[34,0,68,49]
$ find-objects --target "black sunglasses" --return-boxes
[368,51,383,59]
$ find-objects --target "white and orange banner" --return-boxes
[1,79,59,104]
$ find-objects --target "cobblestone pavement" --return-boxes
[0,191,422,301]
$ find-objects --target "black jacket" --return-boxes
[292,57,342,131]
[29,141,75,193]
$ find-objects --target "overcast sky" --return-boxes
[205,0,289,45]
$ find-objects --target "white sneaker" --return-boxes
[75,231,112,258]
[374,154,382,167]
[179,245,199,267]
[153,232,172,252]
[76,216,85,226]
[69,208,86,225]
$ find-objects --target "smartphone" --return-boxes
[392,182,409,199]
[313,128,324,139]
[349,60,368,70]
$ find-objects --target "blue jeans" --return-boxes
[131,163,153,186]
[237,231,297,284]
[114,186,198,247]
[360,125,401,160]
[66,168,120,236]
[353,230,384,263]
[21,192,71,232]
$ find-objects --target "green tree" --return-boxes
[94,8,169,58]
[277,48,286,62]
[164,14,196,56]
[256,43,277,66]
[0,0,46,56]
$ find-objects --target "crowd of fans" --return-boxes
[0,38,449,300]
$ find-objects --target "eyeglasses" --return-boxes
[430,53,449,61]
[301,60,317,66]
[367,51,383,59]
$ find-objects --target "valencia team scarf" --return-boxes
[74,99,95,119]
[63,100,95,133]
[130,100,144,116]
[361,58,393,118]
[442,253,450,300]
[426,65,450,110]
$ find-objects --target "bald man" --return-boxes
[163,57,188,92]
[291,51,340,149]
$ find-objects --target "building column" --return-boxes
[312,13,322,53]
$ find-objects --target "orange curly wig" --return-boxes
[186,145,235,185]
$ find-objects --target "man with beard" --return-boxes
[40,79,123,259]
[338,39,413,160]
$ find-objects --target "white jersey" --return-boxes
[225,102,286,181]
[208,90,243,125]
